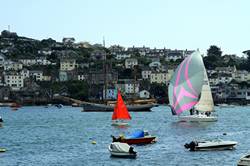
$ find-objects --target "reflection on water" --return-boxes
[170,120,214,129]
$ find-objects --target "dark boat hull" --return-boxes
[120,136,156,145]
[82,103,155,112]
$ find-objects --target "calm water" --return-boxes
[0,105,250,166]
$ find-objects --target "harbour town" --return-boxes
[0,30,250,106]
[1,0,250,166]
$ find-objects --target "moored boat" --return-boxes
[108,142,137,158]
[82,102,154,112]
[111,130,156,145]
[184,140,237,151]
[238,153,250,166]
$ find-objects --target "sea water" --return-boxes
[0,105,250,166]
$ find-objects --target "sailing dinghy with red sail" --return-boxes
[112,90,131,126]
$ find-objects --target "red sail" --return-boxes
[112,90,131,120]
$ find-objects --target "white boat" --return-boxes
[108,142,137,158]
[184,140,237,151]
[238,153,250,166]
[168,51,217,122]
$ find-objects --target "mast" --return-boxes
[103,36,107,101]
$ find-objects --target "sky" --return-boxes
[0,0,249,56]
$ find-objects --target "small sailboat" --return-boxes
[111,90,131,126]
[168,51,217,122]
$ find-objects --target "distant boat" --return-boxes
[168,51,217,122]
[81,100,155,112]
[218,103,235,108]
[54,104,63,109]
[111,90,131,126]
[0,116,3,123]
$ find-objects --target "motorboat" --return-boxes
[179,114,217,122]
[108,142,136,158]
[184,140,237,151]
[238,153,250,166]
[111,130,156,145]
[0,116,3,123]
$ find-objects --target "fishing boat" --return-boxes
[238,153,250,166]
[184,140,237,151]
[111,130,156,145]
[108,142,137,158]
[168,51,217,122]
[111,90,131,126]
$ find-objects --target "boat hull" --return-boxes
[121,136,156,145]
[179,114,217,122]
[111,121,129,127]
[82,103,154,112]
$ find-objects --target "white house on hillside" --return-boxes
[60,58,76,71]
[0,53,6,67]
[125,58,138,69]
[4,61,23,71]
[4,71,24,91]
[150,72,169,85]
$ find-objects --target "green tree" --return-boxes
[204,45,223,69]
[207,45,222,57]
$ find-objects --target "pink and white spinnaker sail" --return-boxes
[168,51,205,115]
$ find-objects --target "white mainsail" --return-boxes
[194,70,214,112]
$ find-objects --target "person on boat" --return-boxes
[205,111,211,117]
[190,108,194,115]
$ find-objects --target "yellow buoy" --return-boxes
[91,141,96,144]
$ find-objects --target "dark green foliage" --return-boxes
[149,83,167,98]
[38,81,89,100]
